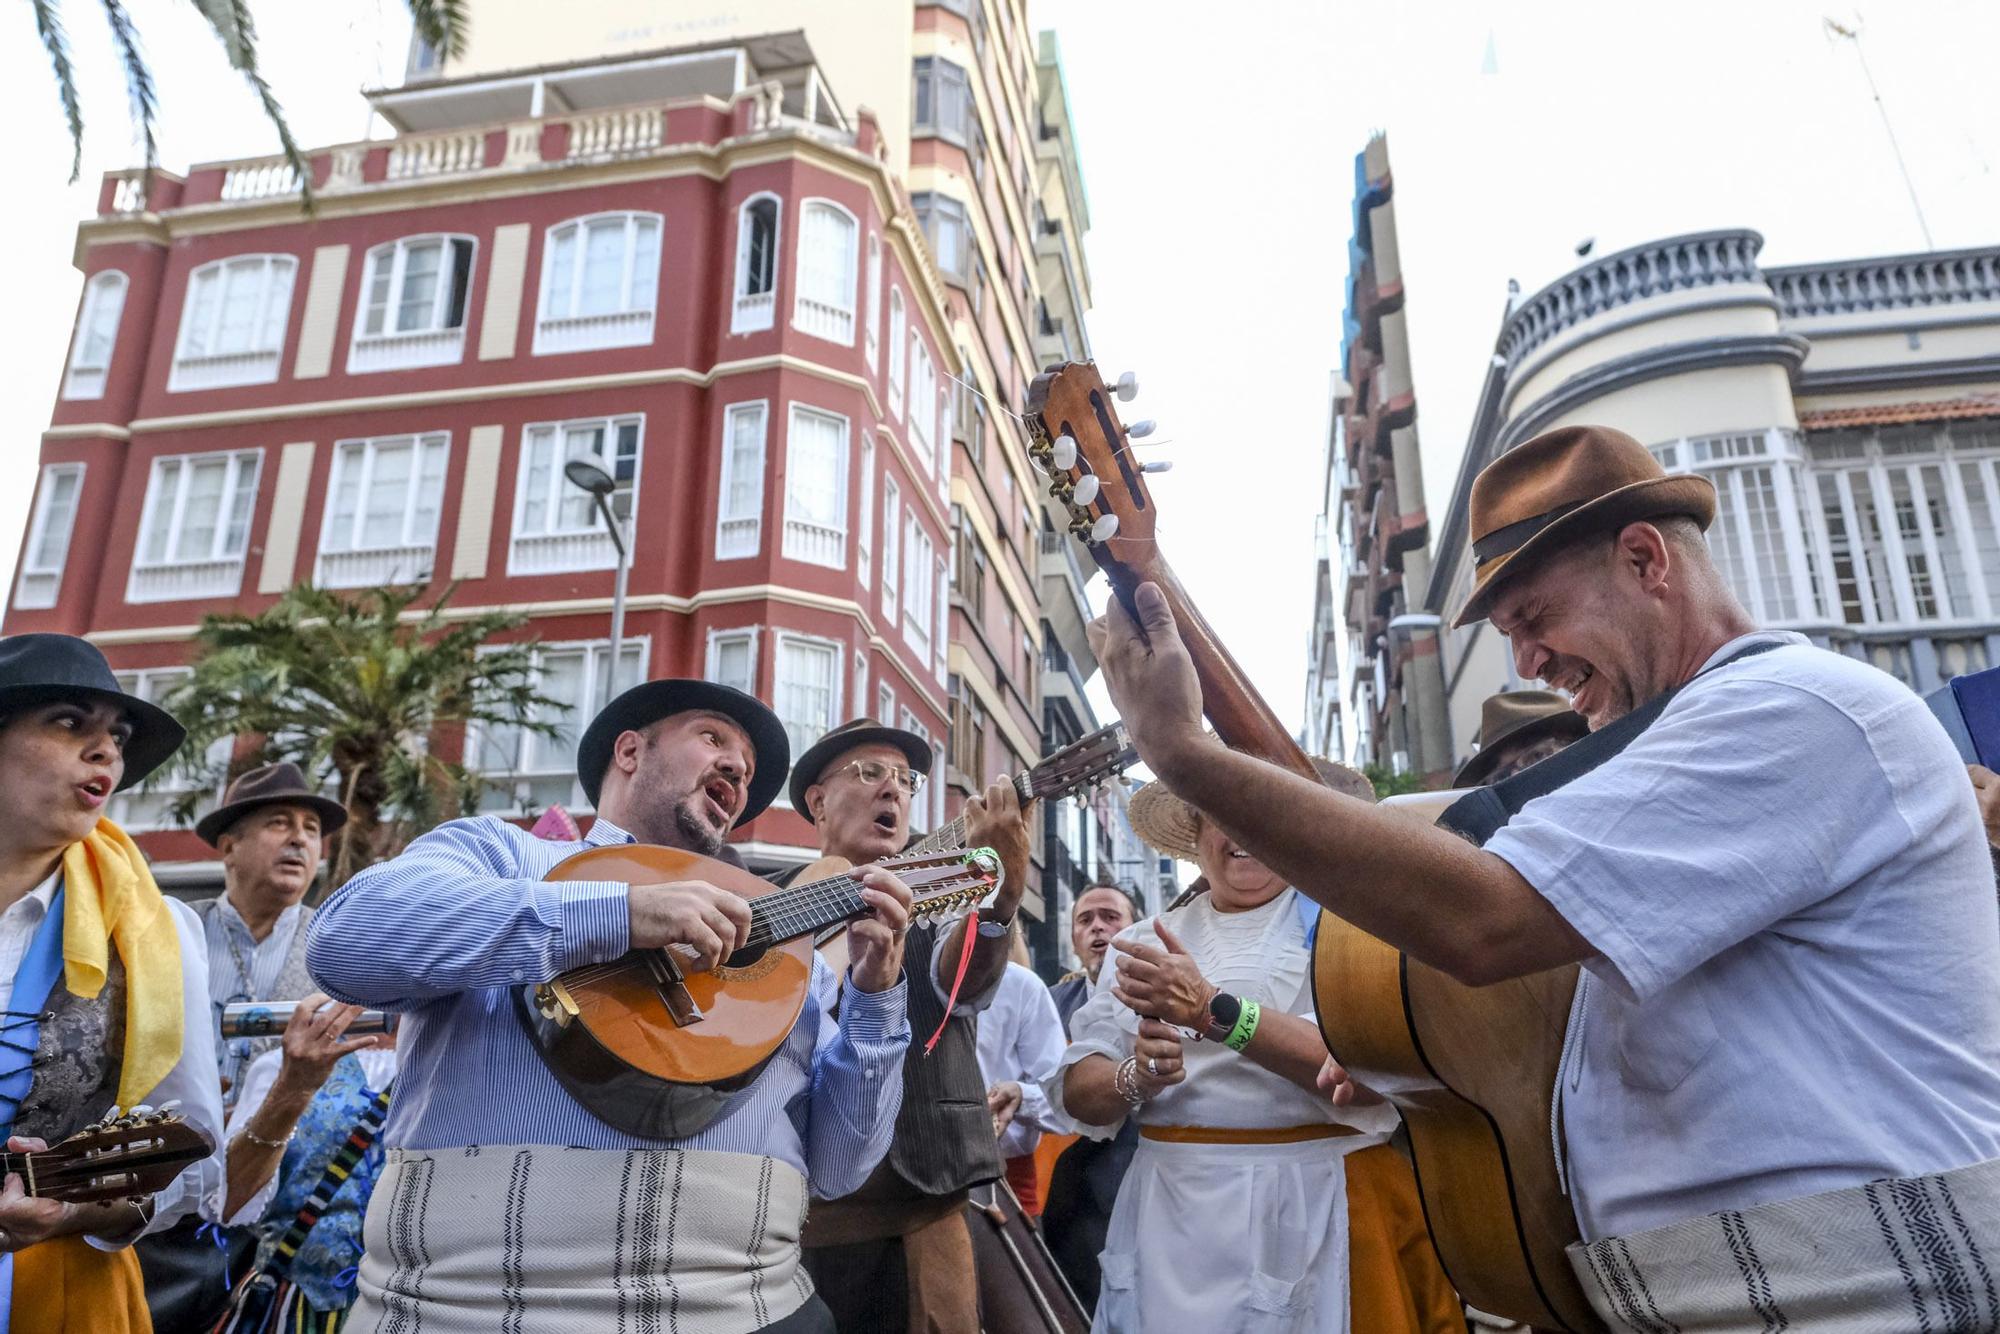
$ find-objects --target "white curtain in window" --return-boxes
[857,437,876,588]
[882,476,901,621]
[544,215,661,319]
[139,452,261,565]
[795,202,857,342]
[904,516,933,652]
[707,631,757,693]
[178,256,296,359]
[777,637,840,752]
[325,435,449,553]
[864,233,882,370]
[783,406,849,566]
[717,404,767,558]
[65,272,128,397]
[887,289,907,415]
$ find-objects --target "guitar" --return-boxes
[1024,362,1599,1332]
[815,721,1140,972]
[521,846,1001,1140]
[6,1109,213,1205]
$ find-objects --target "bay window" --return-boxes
[350,235,475,372]
[534,212,661,354]
[128,449,262,602]
[733,195,782,333]
[783,405,849,568]
[64,271,127,399]
[511,415,642,573]
[716,402,769,559]
[775,633,842,756]
[170,254,296,390]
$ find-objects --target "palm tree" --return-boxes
[30,0,468,197]
[163,582,560,888]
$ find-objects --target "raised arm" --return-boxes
[933,778,1033,1007]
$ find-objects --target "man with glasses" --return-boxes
[789,718,1033,1334]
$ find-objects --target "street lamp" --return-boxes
[565,453,630,691]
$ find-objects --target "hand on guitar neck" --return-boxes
[931,776,1032,1002]
[1090,581,1590,989]
[632,873,913,991]
[1,1134,151,1251]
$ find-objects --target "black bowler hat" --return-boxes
[787,717,934,824]
[0,633,185,790]
[576,679,789,822]
[195,761,350,847]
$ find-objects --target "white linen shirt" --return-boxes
[973,962,1068,1158]
[1486,631,2000,1241]
[0,875,225,1239]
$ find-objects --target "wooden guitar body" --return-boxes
[1312,799,1593,1329]
[1024,363,1603,1333]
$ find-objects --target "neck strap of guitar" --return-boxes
[1440,638,1786,847]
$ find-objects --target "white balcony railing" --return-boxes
[717,517,759,557]
[792,297,854,345]
[315,544,436,589]
[127,557,246,604]
[13,570,60,610]
[386,130,485,181]
[510,529,619,575]
[220,156,302,201]
[732,290,775,333]
[110,172,147,213]
[567,108,663,159]
[781,519,845,568]
[167,348,282,392]
[348,326,466,374]
[63,366,107,400]
[534,308,655,355]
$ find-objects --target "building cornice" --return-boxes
[1502,291,1780,411]
[1793,353,2000,395]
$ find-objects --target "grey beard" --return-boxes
[673,795,726,856]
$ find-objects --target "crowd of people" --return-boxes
[2,421,2000,1332]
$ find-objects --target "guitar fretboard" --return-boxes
[908,771,1035,857]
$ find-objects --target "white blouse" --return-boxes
[1050,888,1399,1139]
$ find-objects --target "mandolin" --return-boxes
[521,846,1001,1140]
[814,721,1140,973]
[1025,362,1599,1332]
[6,1109,213,1205]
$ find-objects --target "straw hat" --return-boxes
[1130,756,1374,863]
[1453,424,1716,627]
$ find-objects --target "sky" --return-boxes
[2,0,1998,740]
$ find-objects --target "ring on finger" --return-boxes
[1146,1056,1160,1076]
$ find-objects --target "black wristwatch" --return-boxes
[1203,990,1242,1044]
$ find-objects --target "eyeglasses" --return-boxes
[836,759,926,795]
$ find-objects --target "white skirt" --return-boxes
[1094,1134,1371,1334]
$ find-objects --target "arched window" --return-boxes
[534,212,661,354]
[64,270,128,399]
[169,254,297,390]
[793,199,858,345]
[887,287,907,417]
[350,234,475,372]
[733,194,782,333]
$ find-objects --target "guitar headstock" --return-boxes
[878,846,1005,924]
[25,1109,214,1204]
[1028,722,1140,802]
[1025,362,1160,590]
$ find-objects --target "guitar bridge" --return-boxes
[644,950,704,1027]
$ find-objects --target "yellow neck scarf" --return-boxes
[59,819,182,1110]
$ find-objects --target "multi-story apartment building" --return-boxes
[1423,230,2000,770]
[9,35,974,890]
[1306,136,1449,778]
[398,2,1109,962]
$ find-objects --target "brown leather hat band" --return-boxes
[1472,499,1588,565]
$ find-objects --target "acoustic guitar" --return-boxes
[9,1109,213,1204]
[521,846,1000,1140]
[815,720,1140,974]
[1024,362,1599,1332]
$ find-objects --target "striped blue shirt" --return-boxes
[304,815,909,1198]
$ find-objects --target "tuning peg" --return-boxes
[1141,461,1173,474]
[1071,474,1101,505]
[1127,420,1156,438]
[1091,514,1120,542]
[1052,435,1078,471]
[1115,371,1139,401]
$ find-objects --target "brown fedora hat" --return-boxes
[1453,425,1715,628]
[196,761,349,846]
[1453,689,1590,787]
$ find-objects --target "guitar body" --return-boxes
[521,846,844,1140]
[1023,363,1602,1333]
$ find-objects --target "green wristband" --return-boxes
[1223,997,1261,1052]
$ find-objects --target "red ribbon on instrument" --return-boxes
[925,913,981,1054]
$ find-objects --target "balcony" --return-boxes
[1038,529,1096,676]
[167,347,281,392]
[732,290,775,333]
[127,557,246,604]
[1767,246,2000,319]
[315,544,436,589]
[509,530,618,575]
[566,107,664,160]
[386,129,486,181]
[792,296,855,345]
[782,519,846,569]
[348,326,466,374]
[533,308,654,356]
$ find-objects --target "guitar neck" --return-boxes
[746,871,875,948]
[909,772,1034,856]
[1107,556,1317,779]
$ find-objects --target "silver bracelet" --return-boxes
[233,1122,293,1151]
[1113,1055,1151,1108]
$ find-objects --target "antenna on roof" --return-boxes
[1823,14,1935,250]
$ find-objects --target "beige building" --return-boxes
[1306,135,1450,778]
[1425,230,2000,769]
[405,2,1113,972]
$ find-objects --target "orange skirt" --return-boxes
[1345,1143,1466,1334]
[13,1234,152,1333]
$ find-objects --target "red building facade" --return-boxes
[9,37,965,886]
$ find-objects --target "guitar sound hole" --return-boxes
[722,941,769,971]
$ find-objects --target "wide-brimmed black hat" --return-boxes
[195,761,350,846]
[576,679,788,822]
[0,633,184,791]
[788,718,934,823]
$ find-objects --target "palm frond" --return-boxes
[185,0,313,208]
[32,0,86,183]
[98,0,158,172]
[405,0,469,62]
